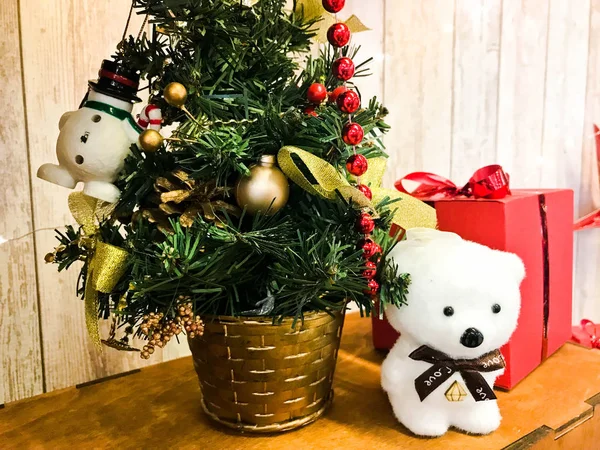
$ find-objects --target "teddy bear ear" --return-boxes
[405,228,461,243]
[501,251,526,283]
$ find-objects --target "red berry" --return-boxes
[327,22,351,47]
[337,90,360,114]
[363,261,377,280]
[358,238,376,258]
[372,243,382,257]
[328,86,347,103]
[307,83,327,104]
[332,57,355,81]
[364,279,380,296]
[342,122,364,146]
[356,212,375,234]
[357,184,372,200]
[322,0,345,13]
[346,154,368,176]
[304,105,318,117]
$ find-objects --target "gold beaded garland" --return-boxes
[137,296,204,359]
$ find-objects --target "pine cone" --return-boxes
[139,169,241,231]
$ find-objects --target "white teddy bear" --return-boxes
[381,228,525,437]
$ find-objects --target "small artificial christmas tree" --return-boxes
[41,0,435,430]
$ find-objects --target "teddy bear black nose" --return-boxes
[460,327,484,348]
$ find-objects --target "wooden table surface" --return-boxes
[2,312,600,449]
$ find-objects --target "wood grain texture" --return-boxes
[345,0,384,123]
[382,0,455,188]
[0,0,43,404]
[450,0,502,182]
[18,0,188,395]
[1,313,599,449]
[540,1,589,200]
[495,0,550,187]
[574,0,600,323]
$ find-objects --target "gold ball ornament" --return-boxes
[235,155,289,215]
[163,82,188,107]
[138,129,164,153]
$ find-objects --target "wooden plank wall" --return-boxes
[1,0,599,404]
[382,0,600,323]
[0,0,43,404]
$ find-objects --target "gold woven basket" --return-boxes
[188,310,345,433]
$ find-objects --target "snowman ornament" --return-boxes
[37,59,154,203]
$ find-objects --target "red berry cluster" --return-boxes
[321,0,379,296]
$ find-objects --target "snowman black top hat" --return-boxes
[88,59,142,103]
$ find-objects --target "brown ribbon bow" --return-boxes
[409,345,505,402]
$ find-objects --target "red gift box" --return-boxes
[372,189,574,390]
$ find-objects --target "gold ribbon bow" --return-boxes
[68,192,130,348]
[277,146,437,230]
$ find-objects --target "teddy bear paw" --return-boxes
[403,418,450,438]
[392,405,450,437]
[452,405,501,435]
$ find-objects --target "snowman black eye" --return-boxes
[443,306,454,317]
[492,304,501,314]
[92,115,102,123]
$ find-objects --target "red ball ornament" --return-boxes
[337,90,360,114]
[346,154,368,176]
[304,105,318,117]
[307,83,327,104]
[364,279,380,296]
[328,85,347,103]
[356,212,375,234]
[363,261,377,280]
[332,57,355,81]
[327,22,351,47]
[322,0,345,13]
[342,122,364,146]
[357,184,372,200]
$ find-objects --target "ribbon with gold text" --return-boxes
[409,345,505,402]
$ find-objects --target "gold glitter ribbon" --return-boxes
[277,146,436,230]
[69,192,129,348]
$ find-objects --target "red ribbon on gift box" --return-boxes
[572,319,600,349]
[395,165,511,200]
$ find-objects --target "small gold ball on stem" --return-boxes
[163,82,188,107]
[139,129,164,153]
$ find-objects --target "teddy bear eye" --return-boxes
[443,306,454,317]
[91,115,102,123]
[492,304,501,314]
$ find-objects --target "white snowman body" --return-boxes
[381,228,525,437]
[37,90,142,203]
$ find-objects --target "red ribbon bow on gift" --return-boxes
[395,165,511,200]
[572,319,600,349]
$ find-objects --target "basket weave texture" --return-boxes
[188,310,345,433]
